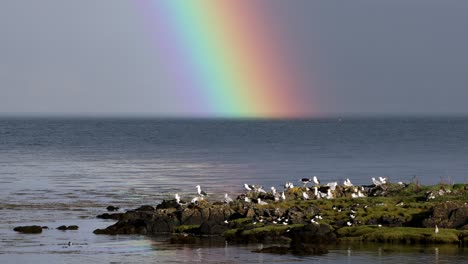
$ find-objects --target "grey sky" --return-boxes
[1,0,467,116]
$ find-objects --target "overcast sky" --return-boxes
[1,0,467,117]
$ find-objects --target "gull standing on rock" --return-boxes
[372,177,382,186]
[224,193,233,204]
[313,176,320,186]
[196,185,207,197]
[343,178,353,187]
[257,198,268,205]
[300,178,311,187]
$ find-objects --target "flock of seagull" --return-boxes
[173,177,443,234]
[174,176,392,207]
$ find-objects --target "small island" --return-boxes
[93,180,468,255]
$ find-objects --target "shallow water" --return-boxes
[1,117,468,262]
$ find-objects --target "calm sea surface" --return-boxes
[1,117,467,263]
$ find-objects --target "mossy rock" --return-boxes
[337,226,468,244]
[175,225,200,234]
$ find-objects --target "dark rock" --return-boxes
[57,225,79,230]
[288,223,336,244]
[13,225,43,234]
[41,226,49,229]
[199,220,228,235]
[97,213,124,220]
[289,242,328,255]
[135,205,155,212]
[156,200,180,210]
[169,234,196,244]
[423,201,468,229]
[106,206,120,211]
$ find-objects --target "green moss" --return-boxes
[338,226,468,244]
[175,225,200,233]
[241,224,304,236]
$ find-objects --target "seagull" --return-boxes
[326,182,338,191]
[224,193,233,204]
[435,225,439,234]
[313,186,319,198]
[281,192,286,201]
[284,182,294,189]
[257,198,268,205]
[357,190,366,197]
[256,186,267,193]
[300,178,311,187]
[343,178,353,187]
[196,185,207,197]
[271,186,277,195]
[244,197,251,203]
[302,191,310,200]
[371,177,382,186]
[346,221,352,226]
[379,177,387,184]
[313,176,320,186]
[244,183,254,191]
[175,193,187,205]
[191,196,199,204]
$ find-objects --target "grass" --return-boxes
[337,226,468,244]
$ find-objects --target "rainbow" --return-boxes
[137,1,316,118]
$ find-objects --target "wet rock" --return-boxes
[156,200,180,210]
[287,223,336,245]
[169,234,197,244]
[97,213,124,220]
[13,225,43,234]
[106,206,120,211]
[57,225,79,230]
[289,242,328,255]
[199,220,228,235]
[135,205,155,212]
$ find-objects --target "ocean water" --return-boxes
[1,117,468,263]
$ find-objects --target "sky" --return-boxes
[1,0,468,117]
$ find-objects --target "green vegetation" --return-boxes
[337,226,468,244]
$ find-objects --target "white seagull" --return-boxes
[379,177,387,184]
[244,183,254,191]
[435,225,439,234]
[302,191,310,200]
[196,185,207,197]
[224,193,233,204]
[313,176,320,186]
[371,177,382,186]
[257,198,268,205]
[343,178,353,187]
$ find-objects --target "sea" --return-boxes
[1,116,467,263]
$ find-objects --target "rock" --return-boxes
[199,220,228,235]
[156,200,180,210]
[287,223,336,245]
[13,225,43,234]
[97,213,124,220]
[289,242,328,255]
[169,234,196,244]
[57,225,79,230]
[135,205,155,212]
[423,201,468,229]
[106,206,120,211]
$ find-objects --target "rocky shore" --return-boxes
[90,181,468,254]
